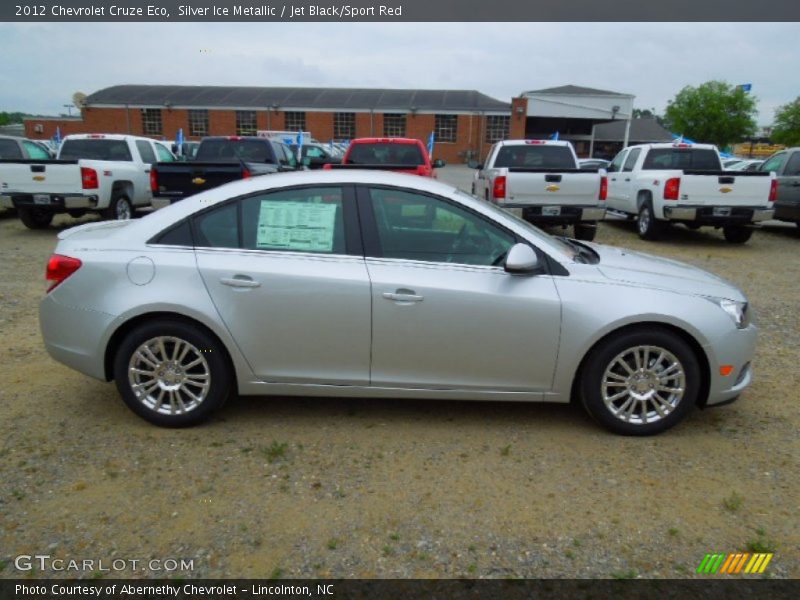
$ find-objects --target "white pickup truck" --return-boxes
[605,142,776,243]
[472,140,606,240]
[0,133,176,229]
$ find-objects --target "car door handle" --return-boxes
[382,291,423,303]
[611,177,617,181]
[220,276,261,288]
[624,178,631,182]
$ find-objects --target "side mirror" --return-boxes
[433,158,446,168]
[467,160,481,169]
[504,243,539,274]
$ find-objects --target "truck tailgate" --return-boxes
[678,171,772,207]
[0,160,81,194]
[501,168,603,206]
[153,162,245,198]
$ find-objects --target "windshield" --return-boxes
[195,139,274,163]
[347,142,424,166]
[642,148,722,170]
[494,145,576,169]
[452,190,580,261]
[59,139,132,161]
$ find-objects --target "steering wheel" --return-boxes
[447,223,494,263]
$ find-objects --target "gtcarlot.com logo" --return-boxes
[14,555,194,573]
[696,552,773,575]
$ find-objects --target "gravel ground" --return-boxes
[0,171,798,579]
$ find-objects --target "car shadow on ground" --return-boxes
[600,218,766,247]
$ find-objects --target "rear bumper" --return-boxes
[500,204,606,222]
[0,192,99,211]
[662,205,773,224]
[773,202,800,223]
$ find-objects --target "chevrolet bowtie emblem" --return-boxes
[545,184,560,192]
[33,175,45,182]
[192,177,206,185]
[719,187,733,193]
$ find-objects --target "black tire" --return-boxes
[104,194,133,221]
[18,207,54,229]
[573,222,598,241]
[580,327,701,436]
[67,209,87,219]
[637,200,664,240]
[685,223,701,230]
[723,225,753,244]
[113,319,231,427]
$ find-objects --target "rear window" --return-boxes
[347,143,424,166]
[0,139,23,159]
[195,139,274,163]
[642,149,722,171]
[494,145,576,169]
[59,139,132,161]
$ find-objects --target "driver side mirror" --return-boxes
[504,243,539,275]
[467,160,482,169]
[433,158,446,168]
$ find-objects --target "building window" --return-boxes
[235,110,257,135]
[285,111,306,132]
[188,109,209,137]
[383,113,406,137]
[434,115,458,143]
[334,112,355,139]
[485,115,510,143]
[141,109,163,136]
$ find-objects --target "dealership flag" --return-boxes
[53,127,62,147]
[550,131,560,141]
[739,84,752,92]
[175,128,184,154]
[427,131,435,157]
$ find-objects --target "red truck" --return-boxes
[324,137,444,177]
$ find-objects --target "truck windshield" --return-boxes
[195,139,274,163]
[494,145,575,169]
[347,143,424,166]
[642,149,721,171]
[59,139,132,161]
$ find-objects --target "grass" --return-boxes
[572,538,582,547]
[500,444,512,457]
[668,527,679,537]
[382,545,395,557]
[261,441,288,463]
[746,532,777,554]
[565,550,575,560]
[723,492,744,512]
[467,563,477,574]
[611,569,637,579]
[327,538,339,550]
[389,533,400,541]
[269,567,283,579]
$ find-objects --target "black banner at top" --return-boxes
[3,0,800,22]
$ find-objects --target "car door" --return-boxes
[776,151,800,205]
[133,139,158,206]
[358,185,562,393]
[619,147,642,212]
[193,184,371,385]
[605,149,628,211]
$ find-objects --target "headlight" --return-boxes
[709,298,749,329]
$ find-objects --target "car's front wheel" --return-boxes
[580,328,700,435]
[113,319,231,427]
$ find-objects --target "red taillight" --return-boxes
[242,168,251,179]
[493,175,507,200]
[663,177,681,200]
[599,176,608,201]
[46,254,82,292]
[768,178,777,202]
[150,167,158,192]
[81,167,98,190]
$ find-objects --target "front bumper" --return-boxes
[501,204,606,222]
[1,192,99,211]
[663,205,773,224]
[703,323,758,407]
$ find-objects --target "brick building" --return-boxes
[24,85,512,164]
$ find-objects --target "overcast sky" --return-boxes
[1,22,797,126]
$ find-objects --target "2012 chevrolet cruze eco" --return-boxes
[40,170,757,435]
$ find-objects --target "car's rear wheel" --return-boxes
[105,194,132,221]
[113,320,231,427]
[637,201,664,240]
[580,328,700,435]
[723,225,753,244]
[573,222,597,241]
[19,207,54,229]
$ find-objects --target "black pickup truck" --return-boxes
[150,136,299,207]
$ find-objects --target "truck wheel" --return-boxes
[723,225,753,244]
[105,194,133,221]
[67,209,87,219]
[637,201,664,240]
[19,207,54,229]
[574,222,598,241]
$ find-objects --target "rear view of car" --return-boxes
[330,137,444,177]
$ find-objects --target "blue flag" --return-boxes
[550,131,559,141]
[175,128,184,155]
[427,131,435,157]
[739,84,752,92]
[53,127,62,146]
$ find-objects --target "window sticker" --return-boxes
[256,201,338,252]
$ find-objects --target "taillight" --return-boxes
[663,177,680,200]
[242,168,251,179]
[81,167,98,190]
[493,175,507,200]
[599,176,608,201]
[46,254,82,292]
[768,178,777,202]
[150,167,158,192]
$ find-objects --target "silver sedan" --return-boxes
[40,170,757,435]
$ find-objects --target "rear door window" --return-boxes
[22,141,51,160]
[0,139,24,159]
[136,140,157,165]
[59,139,133,161]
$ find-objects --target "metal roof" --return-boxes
[523,85,633,98]
[592,118,673,142]
[86,85,510,112]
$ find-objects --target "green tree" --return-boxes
[771,97,800,146]
[632,108,665,127]
[664,81,757,147]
